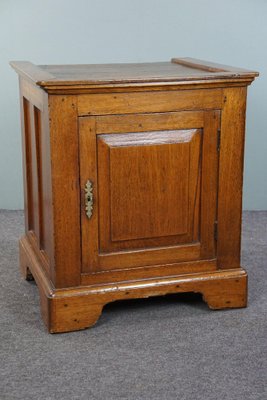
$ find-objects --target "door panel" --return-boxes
[79,110,220,273]
[98,129,201,251]
[110,136,190,241]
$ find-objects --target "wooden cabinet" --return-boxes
[11,58,258,333]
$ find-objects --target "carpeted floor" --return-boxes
[0,210,266,400]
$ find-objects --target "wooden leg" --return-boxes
[201,272,247,309]
[19,240,34,281]
[19,236,104,333]
[49,297,103,333]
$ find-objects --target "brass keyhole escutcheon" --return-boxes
[85,180,93,219]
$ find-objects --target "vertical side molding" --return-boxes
[49,96,81,287]
[217,87,247,269]
[200,110,220,259]
[79,117,99,273]
[39,93,55,280]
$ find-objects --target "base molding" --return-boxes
[19,235,248,333]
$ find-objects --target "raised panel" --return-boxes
[33,106,44,249]
[98,129,201,251]
[110,140,189,241]
[22,99,42,246]
[22,97,34,231]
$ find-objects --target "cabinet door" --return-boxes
[79,110,220,273]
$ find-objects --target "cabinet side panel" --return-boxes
[217,87,247,269]
[19,79,55,281]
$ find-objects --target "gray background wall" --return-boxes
[0,0,266,210]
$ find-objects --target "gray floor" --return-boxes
[0,210,266,400]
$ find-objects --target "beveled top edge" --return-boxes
[172,57,259,75]
[10,58,259,90]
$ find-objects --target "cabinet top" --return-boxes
[10,58,259,93]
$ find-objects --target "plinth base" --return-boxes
[19,235,248,333]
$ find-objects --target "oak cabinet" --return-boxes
[11,58,258,333]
